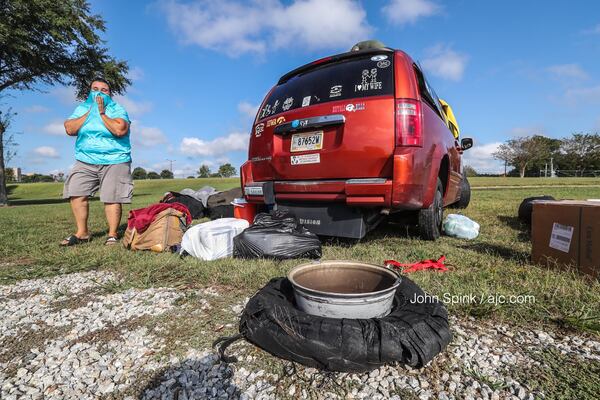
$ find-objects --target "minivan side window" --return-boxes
[413,66,444,121]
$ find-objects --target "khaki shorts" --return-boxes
[63,161,134,203]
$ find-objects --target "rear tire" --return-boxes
[455,176,471,209]
[419,178,443,241]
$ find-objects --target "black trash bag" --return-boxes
[233,211,321,260]
[218,276,451,372]
[518,195,555,225]
[206,188,243,220]
[162,192,205,219]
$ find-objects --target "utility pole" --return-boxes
[166,159,176,174]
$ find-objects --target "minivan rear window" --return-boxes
[257,54,394,120]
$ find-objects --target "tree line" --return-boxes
[490,133,600,177]
[131,163,237,180]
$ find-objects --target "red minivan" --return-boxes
[241,42,472,240]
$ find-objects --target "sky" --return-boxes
[5,0,600,177]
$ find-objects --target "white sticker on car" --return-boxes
[377,60,390,68]
[355,68,382,92]
[329,85,342,97]
[254,123,264,137]
[302,96,311,107]
[291,153,320,165]
[371,55,387,61]
[282,97,293,111]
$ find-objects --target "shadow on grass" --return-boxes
[497,215,531,242]
[8,198,70,206]
[459,242,530,263]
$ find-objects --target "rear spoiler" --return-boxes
[277,48,395,85]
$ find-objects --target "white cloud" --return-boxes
[461,141,505,174]
[546,63,588,81]
[160,0,371,56]
[421,44,468,81]
[131,125,168,148]
[127,66,145,81]
[24,105,49,113]
[180,132,248,156]
[564,85,600,105]
[382,0,440,25]
[238,101,259,119]
[33,146,60,159]
[582,24,600,35]
[113,95,153,117]
[42,120,66,136]
[51,86,77,105]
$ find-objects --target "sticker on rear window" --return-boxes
[329,85,342,98]
[291,153,320,165]
[282,97,293,111]
[371,55,387,61]
[355,69,382,92]
[377,60,390,68]
[302,96,311,107]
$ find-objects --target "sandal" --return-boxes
[60,235,91,247]
[105,236,119,246]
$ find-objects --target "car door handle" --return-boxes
[273,114,345,135]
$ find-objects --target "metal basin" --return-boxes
[288,260,401,319]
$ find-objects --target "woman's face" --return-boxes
[91,81,110,95]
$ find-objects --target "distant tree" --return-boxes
[132,167,147,180]
[147,171,160,179]
[463,165,478,177]
[21,174,54,183]
[198,164,211,178]
[0,0,129,205]
[4,167,14,182]
[217,163,237,178]
[160,169,174,179]
[558,133,600,175]
[0,108,18,205]
[186,175,195,179]
[209,172,220,178]
[493,135,557,178]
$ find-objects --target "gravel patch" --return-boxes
[1,272,598,399]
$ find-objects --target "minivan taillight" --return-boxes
[395,99,422,147]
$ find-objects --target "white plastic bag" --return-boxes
[181,218,249,261]
[443,214,480,240]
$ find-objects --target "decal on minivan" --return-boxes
[255,123,264,137]
[332,103,366,113]
[291,153,320,165]
[355,69,382,92]
[377,60,391,68]
[282,97,294,111]
[302,96,311,107]
[329,85,342,97]
[267,116,286,127]
[371,55,387,62]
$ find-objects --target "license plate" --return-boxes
[290,131,323,152]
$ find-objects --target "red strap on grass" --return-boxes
[384,256,448,273]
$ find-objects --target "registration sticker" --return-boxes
[290,131,323,152]
[291,153,320,165]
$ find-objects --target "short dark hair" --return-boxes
[90,76,111,89]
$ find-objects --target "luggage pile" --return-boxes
[122,186,322,260]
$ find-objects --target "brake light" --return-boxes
[395,99,422,147]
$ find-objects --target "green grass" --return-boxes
[513,347,600,400]
[470,176,600,188]
[1,176,599,334]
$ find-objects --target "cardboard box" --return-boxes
[532,200,600,280]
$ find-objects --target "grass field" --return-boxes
[1,176,599,335]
